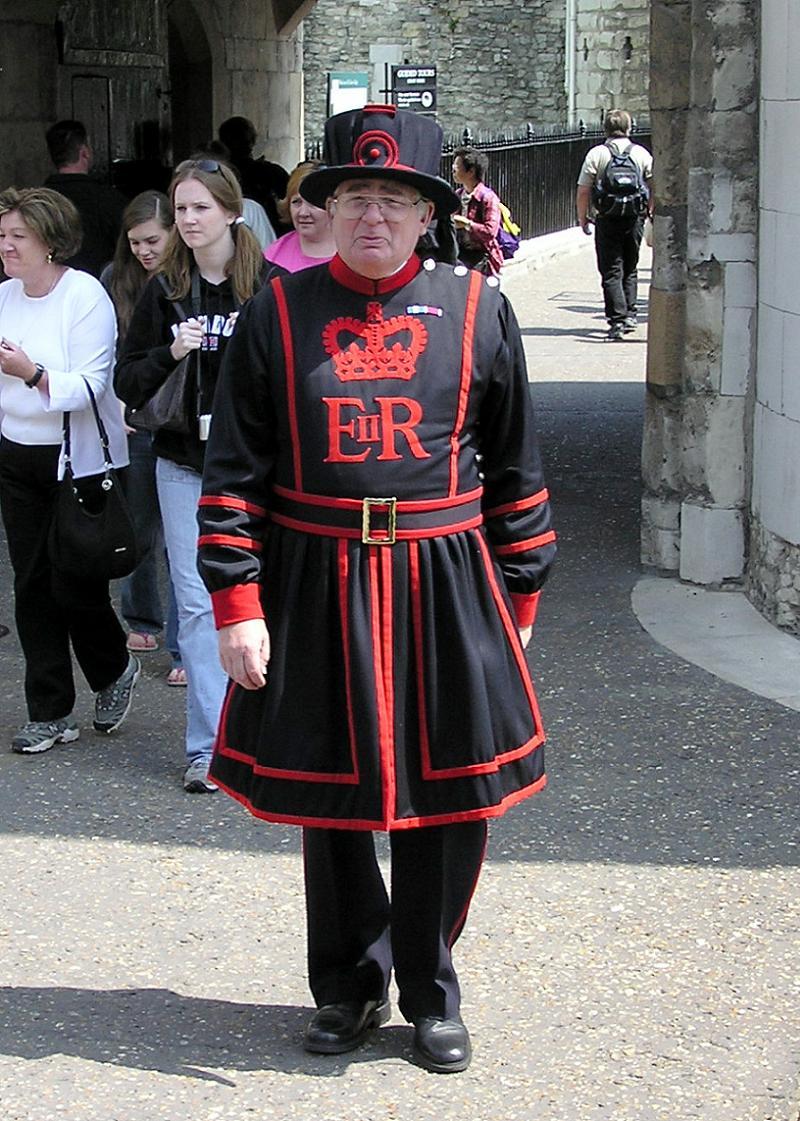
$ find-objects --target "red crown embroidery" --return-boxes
[322,302,428,382]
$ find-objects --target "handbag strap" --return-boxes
[62,378,113,479]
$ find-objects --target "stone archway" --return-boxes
[167,0,216,162]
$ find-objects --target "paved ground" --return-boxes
[0,240,799,1121]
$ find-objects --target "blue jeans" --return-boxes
[156,457,226,766]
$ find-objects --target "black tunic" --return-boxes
[198,253,556,830]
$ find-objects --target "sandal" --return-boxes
[166,666,187,687]
[126,631,159,653]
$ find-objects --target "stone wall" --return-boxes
[749,0,800,631]
[642,0,758,589]
[574,0,650,126]
[301,0,569,139]
[301,0,651,141]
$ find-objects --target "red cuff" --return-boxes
[211,584,265,629]
[510,590,540,628]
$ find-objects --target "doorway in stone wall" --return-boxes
[167,0,213,164]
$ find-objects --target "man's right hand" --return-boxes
[218,619,271,690]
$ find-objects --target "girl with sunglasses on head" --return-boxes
[115,159,266,792]
[101,191,184,684]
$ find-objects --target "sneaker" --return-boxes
[183,758,218,794]
[12,718,80,755]
[622,316,638,333]
[94,654,140,734]
[607,323,625,341]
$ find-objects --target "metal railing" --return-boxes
[441,121,651,239]
[305,121,651,240]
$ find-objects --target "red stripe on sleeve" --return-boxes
[494,529,557,556]
[198,534,263,552]
[198,494,267,517]
[484,488,550,519]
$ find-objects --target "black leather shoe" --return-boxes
[303,999,390,1054]
[412,1016,472,1072]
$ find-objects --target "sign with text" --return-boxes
[391,65,437,115]
[327,71,370,117]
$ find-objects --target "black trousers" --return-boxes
[303,819,487,1022]
[0,438,128,722]
[594,215,644,325]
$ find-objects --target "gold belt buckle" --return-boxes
[362,497,397,545]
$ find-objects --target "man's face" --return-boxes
[328,178,434,279]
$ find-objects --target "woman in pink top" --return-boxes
[264,160,336,276]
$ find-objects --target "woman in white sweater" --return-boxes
[0,186,138,754]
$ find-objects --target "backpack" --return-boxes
[497,201,521,259]
[591,140,649,219]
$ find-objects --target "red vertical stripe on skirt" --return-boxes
[448,270,482,496]
[369,548,394,828]
[272,277,303,490]
[408,541,433,776]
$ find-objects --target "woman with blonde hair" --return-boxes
[115,159,266,792]
[264,160,336,276]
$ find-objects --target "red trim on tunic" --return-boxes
[369,549,392,828]
[272,482,484,513]
[338,539,361,780]
[209,772,547,832]
[198,533,263,552]
[330,253,421,296]
[199,494,267,517]
[409,541,432,775]
[448,270,482,496]
[214,670,359,784]
[211,584,264,628]
[380,548,397,823]
[484,488,550,519]
[510,590,540,628]
[494,529,557,556]
[475,529,546,736]
[410,537,542,782]
[272,277,303,490]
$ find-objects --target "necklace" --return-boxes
[11,268,65,352]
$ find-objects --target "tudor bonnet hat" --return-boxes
[299,104,460,218]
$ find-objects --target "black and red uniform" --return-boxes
[198,252,556,1018]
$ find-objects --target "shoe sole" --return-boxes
[93,661,141,735]
[12,727,80,755]
[412,1043,472,1073]
[304,1000,391,1054]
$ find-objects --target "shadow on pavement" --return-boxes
[0,986,412,1078]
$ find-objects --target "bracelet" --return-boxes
[25,363,45,388]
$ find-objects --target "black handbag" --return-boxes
[49,379,138,581]
[128,273,200,434]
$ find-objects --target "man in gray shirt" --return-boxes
[576,109,653,341]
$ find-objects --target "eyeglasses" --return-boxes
[331,194,425,221]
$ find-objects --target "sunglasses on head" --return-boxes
[189,159,223,174]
